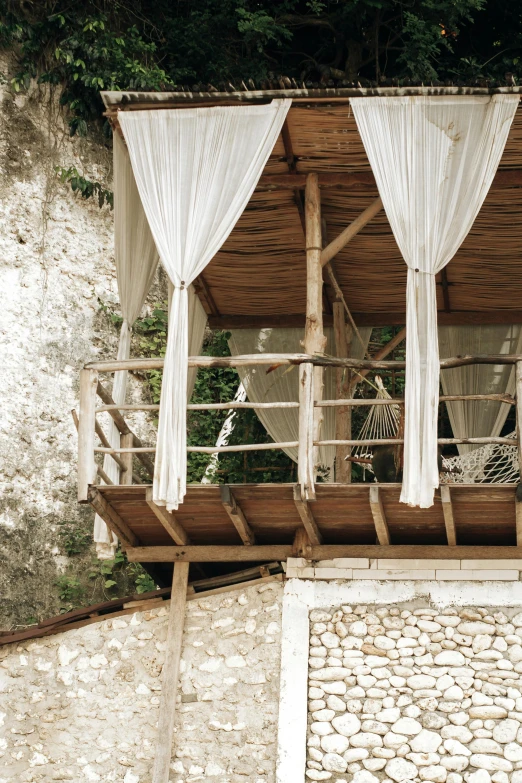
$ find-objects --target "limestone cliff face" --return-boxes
[0,55,131,627]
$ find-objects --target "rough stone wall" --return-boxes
[0,579,283,783]
[0,56,159,628]
[307,603,522,783]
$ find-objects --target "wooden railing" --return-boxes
[77,354,522,503]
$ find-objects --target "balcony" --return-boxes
[75,351,522,583]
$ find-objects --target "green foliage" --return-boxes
[135,571,157,594]
[55,574,85,610]
[0,0,520,138]
[58,520,91,556]
[133,305,169,406]
[55,166,113,208]
[88,550,158,596]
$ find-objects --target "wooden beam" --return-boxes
[333,302,352,483]
[256,169,522,190]
[293,527,313,558]
[369,485,391,545]
[208,311,522,330]
[152,561,189,783]
[440,268,452,313]
[78,369,98,502]
[145,487,190,545]
[88,488,140,547]
[127,544,522,563]
[321,197,383,266]
[281,118,306,235]
[220,485,256,545]
[293,485,322,545]
[440,484,457,546]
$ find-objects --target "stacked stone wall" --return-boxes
[307,604,522,783]
[0,579,283,783]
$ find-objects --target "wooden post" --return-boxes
[152,561,190,783]
[516,361,522,545]
[78,369,98,502]
[333,301,352,483]
[120,432,134,485]
[298,363,315,500]
[304,173,326,492]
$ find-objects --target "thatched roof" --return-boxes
[102,88,522,327]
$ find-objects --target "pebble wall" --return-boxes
[307,604,522,783]
[0,579,283,783]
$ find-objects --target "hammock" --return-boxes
[441,433,519,484]
[349,377,401,475]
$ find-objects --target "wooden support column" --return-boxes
[152,561,190,783]
[333,301,352,483]
[304,173,326,495]
[369,485,390,545]
[516,361,522,545]
[120,432,133,485]
[440,485,457,546]
[293,527,313,559]
[78,368,98,502]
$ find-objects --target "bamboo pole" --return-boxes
[304,173,326,496]
[78,369,98,502]
[333,301,351,483]
[152,561,189,783]
[298,363,315,499]
[516,361,522,545]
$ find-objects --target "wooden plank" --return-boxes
[440,484,457,546]
[127,543,522,562]
[78,369,98,502]
[145,487,190,545]
[369,485,391,545]
[152,561,189,783]
[321,197,382,266]
[207,312,522,330]
[88,488,140,548]
[220,485,256,545]
[293,485,322,545]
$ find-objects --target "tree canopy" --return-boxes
[0,0,520,135]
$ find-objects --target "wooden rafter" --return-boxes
[145,488,190,545]
[293,485,322,545]
[369,485,391,545]
[321,197,383,266]
[88,488,140,547]
[220,485,256,545]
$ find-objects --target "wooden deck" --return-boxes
[90,482,521,584]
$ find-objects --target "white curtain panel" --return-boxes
[439,325,522,456]
[168,279,209,399]
[228,327,372,479]
[119,100,291,510]
[94,134,160,558]
[350,94,519,508]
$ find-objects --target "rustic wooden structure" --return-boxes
[76,85,522,782]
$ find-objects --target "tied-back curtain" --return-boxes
[119,100,291,510]
[168,279,208,399]
[228,327,372,479]
[439,325,522,456]
[94,134,160,558]
[350,95,519,508]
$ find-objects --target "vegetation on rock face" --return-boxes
[0,0,520,135]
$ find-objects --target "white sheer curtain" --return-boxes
[439,325,522,455]
[228,326,372,478]
[351,95,519,508]
[168,280,208,400]
[120,100,290,510]
[94,134,160,558]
